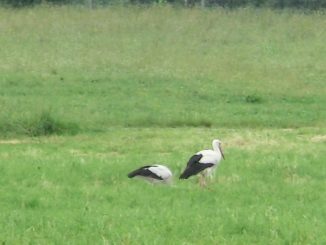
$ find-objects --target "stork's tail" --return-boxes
[127,169,140,178]
[179,170,191,179]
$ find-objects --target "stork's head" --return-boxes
[212,139,225,159]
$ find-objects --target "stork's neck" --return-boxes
[212,142,220,152]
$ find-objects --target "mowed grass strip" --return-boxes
[0,6,325,136]
[0,128,325,244]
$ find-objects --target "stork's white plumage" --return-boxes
[179,139,225,186]
[128,164,172,184]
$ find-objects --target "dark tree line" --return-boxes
[1,0,326,9]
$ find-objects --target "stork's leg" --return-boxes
[199,175,207,188]
[198,175,203,187]
[202,177,207,187]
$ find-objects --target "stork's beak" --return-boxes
[219,145,225,160]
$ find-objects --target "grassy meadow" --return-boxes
[1,6,325,132]
[0,6,326,244]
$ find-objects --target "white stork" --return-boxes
[128,164,173,184]
[179,139,225,186]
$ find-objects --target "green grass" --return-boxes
[0,5,325,244]
[1,128,326,244]
[0,6,325,136]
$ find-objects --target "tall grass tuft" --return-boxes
[245,94,263,104]
[0,111,79,137]
[25,111,79,136]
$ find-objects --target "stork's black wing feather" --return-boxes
[186,154,203,167]
[128,166,163,180]
[179,154,214,179]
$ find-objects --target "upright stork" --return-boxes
[179,139,225,186]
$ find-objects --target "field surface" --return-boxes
[0,6,325,132]
[0,6,325,244]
